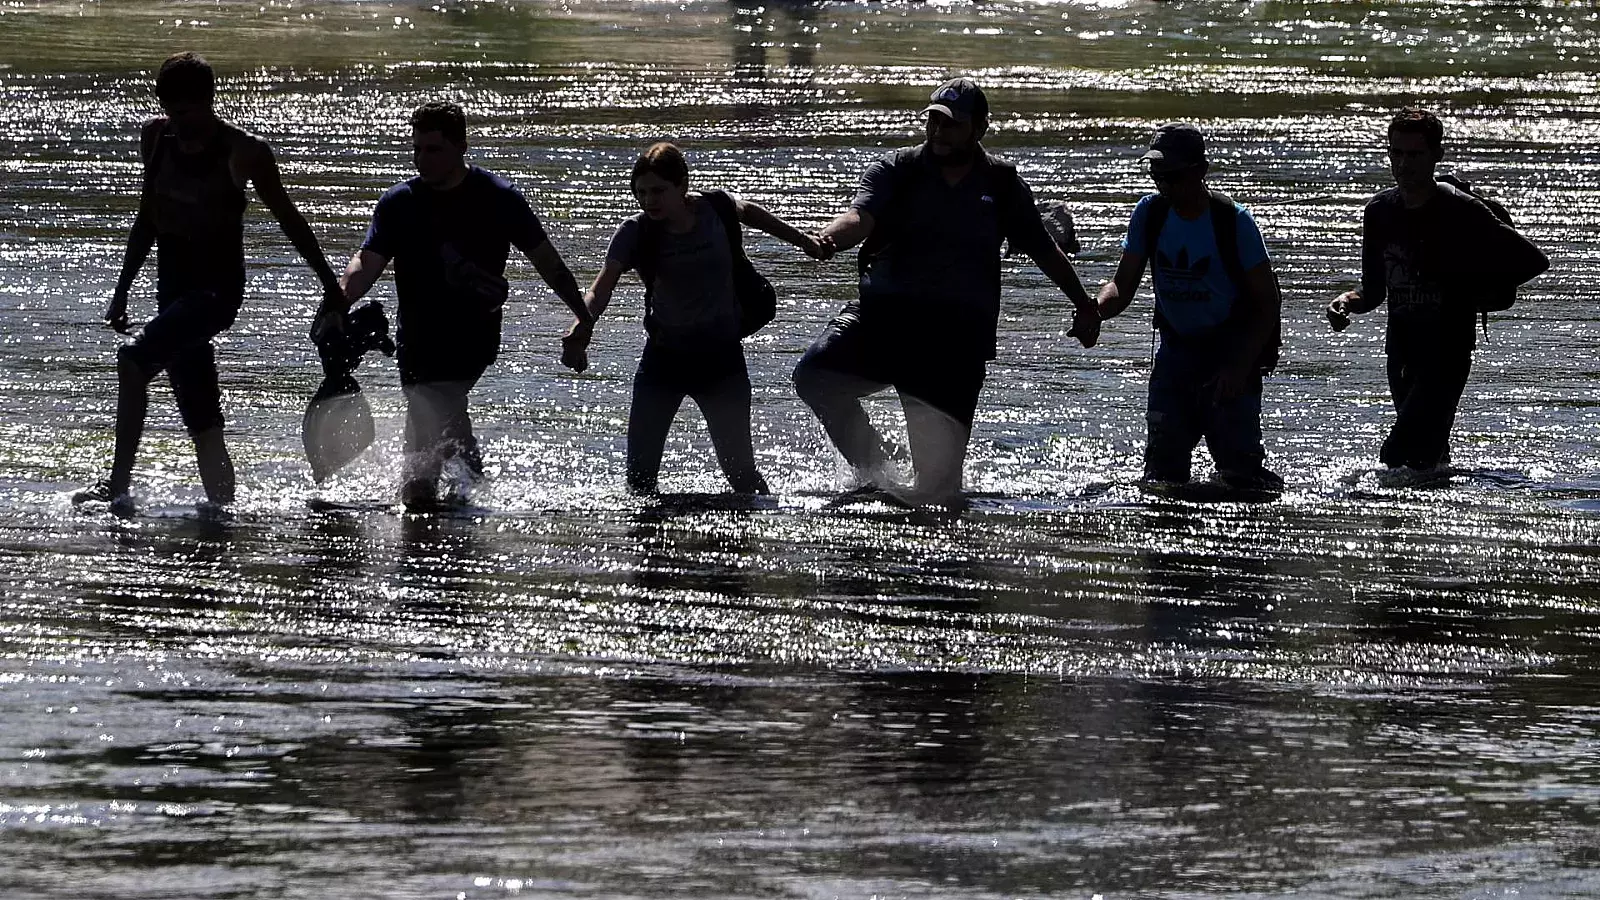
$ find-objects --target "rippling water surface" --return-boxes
[3,2,1600,897]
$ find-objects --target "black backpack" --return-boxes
[1435,173,1518,314]
[635,189,776,339]
[1143,189,1281,375]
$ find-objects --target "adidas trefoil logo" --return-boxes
[1154,248,1215,305]
[1156,247,1210,278]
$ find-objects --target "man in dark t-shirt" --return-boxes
[318,101,593,506]
[793,77,1100,508]
[1328,108,1547,471]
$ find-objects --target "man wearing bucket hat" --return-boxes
[1097,122,1284,496]
[794,77,1099,509]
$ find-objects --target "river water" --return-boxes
[3,1,1600,897]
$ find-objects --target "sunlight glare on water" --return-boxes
[1,1,1599,898]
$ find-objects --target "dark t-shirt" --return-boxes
[1358,184,1545,355]
[362,166,549,376]
[851,144,1055,360]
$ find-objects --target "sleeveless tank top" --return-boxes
[148,122,247,253]
[148,121,248,295]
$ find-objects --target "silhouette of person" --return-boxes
[321,101,594,508]
[75,51,346,511]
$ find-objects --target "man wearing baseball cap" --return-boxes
[1097,122,1284,496]
[793,76,1100,509]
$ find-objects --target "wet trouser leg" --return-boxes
[1202,375,1279,489]
[109,347,151,498]
[626,355,687,494]
[687,349,769,495]
[112,288,238,501]
[401,375,481,498]
[896,361,986,502]
[1381,347,1471,470]
[1144,341,1277,487]
[630,341,767,494]
[1143,349,1205,483]
[793,310,896,476]
[168,341,234,504]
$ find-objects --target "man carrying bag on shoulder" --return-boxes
[1327,107,1548,473]
[1098,122,1285,496]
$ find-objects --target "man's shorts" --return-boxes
[124,288,241,434]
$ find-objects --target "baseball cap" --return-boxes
[1140,122,1206,172]
[923,77,988,124]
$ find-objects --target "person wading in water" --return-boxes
[563,142,826,495]
[76,51,345,512]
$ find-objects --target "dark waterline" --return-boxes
[2,2,1600,898]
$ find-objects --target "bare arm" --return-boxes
[340,249,390,307]
[1096,251,1148,320]
[737,198,826,258]
[245,138,343,306]
[559,256,628,373]
[817,207,875,255]
[1027,242,1100,348]
[309,248,388,342]
[524,238,592,324]
[106,121,167,333]
[580,256,627,325]
[1215,260,1282,402]
[1237,261,1282,365]
[108,198,157,334]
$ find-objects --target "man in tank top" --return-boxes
[74,51,346,512]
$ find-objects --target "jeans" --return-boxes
[1381,344,1472,470]
[627,340,767,494]
[1144,337,1279,488]
[125,285,241,435]
[401,370,486,497]
[792,306,986,500]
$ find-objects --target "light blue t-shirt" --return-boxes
[1123,194,1269,335]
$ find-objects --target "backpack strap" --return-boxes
[1142,194,1173,333]
[1206,190,1246,291]
[632,214,662,332]
[631,193,748,336]
[1208,189,1281,374]
[1437,175,1520,338]
[701,189,744,253]
[1144,189,1279,372]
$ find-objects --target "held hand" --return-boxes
[310,306,345,344]
[1067,305,1100,349]
[1327,292,1357,332]
[310,284,350,343]
[560,343,588,373]
[561,320,592,373]
[811,233,837,261]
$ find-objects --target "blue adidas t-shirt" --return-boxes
[1123,194,1269,335]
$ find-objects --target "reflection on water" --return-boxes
[3,0,1600,897]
